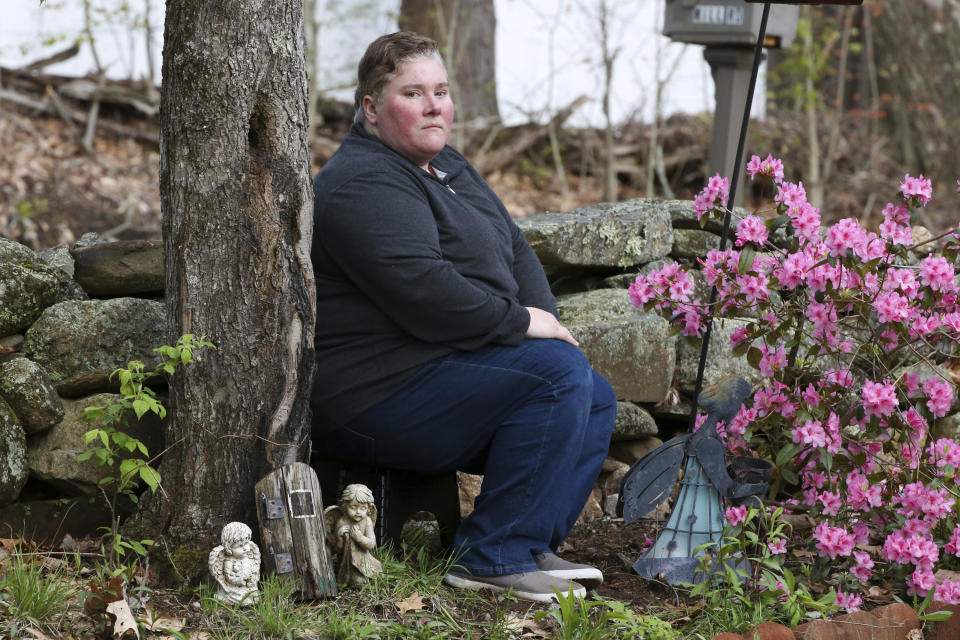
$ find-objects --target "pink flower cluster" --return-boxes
[814,522,856,559]
[899,173,933,206]
[692,174,730,219]
[643,161,960,602]
[746,154,785,183]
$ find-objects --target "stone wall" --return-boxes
[0,200,774,535]
[0,234,167,525]
[6,198,955,538]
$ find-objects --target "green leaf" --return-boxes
[780,467,800,486]
[776,442,799,468]
[140,466,161,492]
[747,346,763,370]
[920,611,954,622]
[132,398,150,419]
[738,246,756,274]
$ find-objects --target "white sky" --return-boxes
[0,0,767,127]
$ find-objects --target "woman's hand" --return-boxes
[525,307,579,347]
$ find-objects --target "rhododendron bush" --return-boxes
[630,157,960,608]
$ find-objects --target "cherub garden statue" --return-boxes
[324,484,383,587]
[208,521,261,605]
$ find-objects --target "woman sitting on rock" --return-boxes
[310,31,616,603]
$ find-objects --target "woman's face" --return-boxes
[363,56,454,170]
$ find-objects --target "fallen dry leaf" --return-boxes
[40,555,67,572]
[395,590,427,615]
[937,569,960,583]
[25,629,57,640]
[521,617,553,638]
[140,608,184,633]
[107,599,139,639]
[84,575,126,618]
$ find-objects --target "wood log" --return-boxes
[253,462,337,600]
[0,87,158,146]
[472,95,588,175]
[18,44,81,72]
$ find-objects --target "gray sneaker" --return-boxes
[534,552,604,586]
[443,570,586,603]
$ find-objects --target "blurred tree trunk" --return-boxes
[399,0,499,130]
[130,0,316,583]
[768,0,960,197]
[871,0,960,181]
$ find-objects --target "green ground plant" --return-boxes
[0,548,76,636]
[679,505,838,637]
[79,333,214,578]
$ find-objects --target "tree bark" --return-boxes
[136,0,316,583]
[399,0,499,126]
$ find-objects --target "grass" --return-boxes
[0,531,807,640]
[0,548,76,635]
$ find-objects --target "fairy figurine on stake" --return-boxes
[324,483,383,587]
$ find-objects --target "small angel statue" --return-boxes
[208,521,261,605]
[324,484,383,587]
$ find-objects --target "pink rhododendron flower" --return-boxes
[693,174,730,218]
[944,524,960,556]
[825,218,868,258]
[819,490,842,516]
[900,173,933,206]
[927,438,960,470]
[725,505,747,526]
[919,256,958,293]
[758,344,786,378]
[775,180,808,214]
[922,376,954,418]
[767,538,787,555]
[793,420,826,449]
[835,590,862,612]
[873,291,910,324]
[846,469,883,512]
[627,275,655,307]
[746,154,785,183]
[853,523,870,545]
[729,326,750,347]
[862,379,898,418]
[936,580,960,605]
[735,215,769,247]
[814,522,856,559]
[851,550,874,583]
[907,568,937,597]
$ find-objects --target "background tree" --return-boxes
[399,0,499,135]
[130,0,317,581]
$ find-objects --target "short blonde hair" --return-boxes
[354,31,446,124]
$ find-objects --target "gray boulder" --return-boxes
[23,298,167,396]
[36,245,75,279]
[671,228,721,260]
[557,288,676,403]
[72,240,164,297]
[26,393,165,494]
[518,198,673,268]
[934,413,960,441]
[608,436,663,466]
[0,357,64,434]
[0,239,62,336]
[613,401,659,441]
[674,318,762,396]
[0,397,28,507]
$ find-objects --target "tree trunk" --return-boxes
[135,0,316,583]
[399,0,499,127]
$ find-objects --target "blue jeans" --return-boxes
[317,338,616,576]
